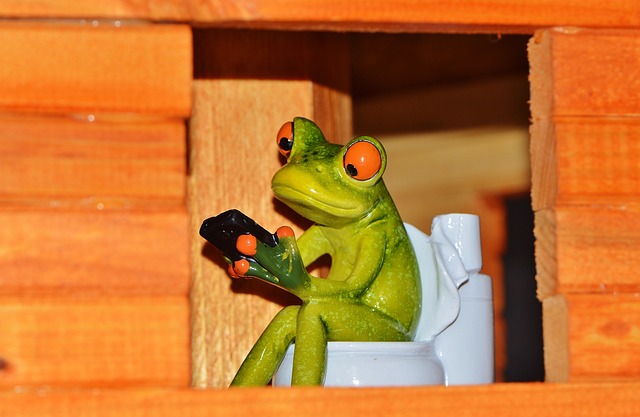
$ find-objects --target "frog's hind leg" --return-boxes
[291,301,411,386]
[230,305,299,386]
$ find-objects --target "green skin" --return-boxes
[230,117,421,386]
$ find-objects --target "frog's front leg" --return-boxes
[233,226,318,296]
[230,305,299,386]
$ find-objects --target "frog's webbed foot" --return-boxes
[232,227,309,291]
[227,257,280,285]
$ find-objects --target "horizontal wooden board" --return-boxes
[530,116,640,211]
[545,294,640,382]
[0,297,190,387]
[0,1,639,32]
[530,29,640,118]
[1,382,640,417]
[555,117,640,206]
[0,115,186,206]
[567,294,640,381]
[535,206,640,297]
[0,23,191,116]
[0,209,190,296]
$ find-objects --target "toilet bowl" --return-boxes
[272,214,494,387]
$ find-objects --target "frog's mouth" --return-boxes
[272,184,362,220]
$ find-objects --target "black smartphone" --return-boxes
[199,209,277,261]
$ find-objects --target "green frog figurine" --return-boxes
[201,117,421,386]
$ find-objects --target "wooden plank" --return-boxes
[530,28,640,118]
[555,117,640,206]
[542,295,569,382]
[0,297,190,387]
[544,294,640,383]
[562,294,640,381]
[529,116,557,212]
[530,116,640,211]
[533,209,557,299]
[0,115,186,207]
[0,1,639,32]
[0,209,190,296]
[567,294,640,381]
[529,30,640,210]
[0,23,191,116]
[2,382,640,417]
[536,206,640,297]
[189,30,350,388]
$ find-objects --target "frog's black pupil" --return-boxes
[279,137,292,151]
[346,164,358,177]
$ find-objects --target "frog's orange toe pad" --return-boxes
[227,264,241,278]
[232,259,251,277]
[276,226,295,238]
[236,234,257,256]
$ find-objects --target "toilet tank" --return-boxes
[435,272,494,385]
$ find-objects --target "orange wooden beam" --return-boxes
[544,294,640,382]
[0,1,639,32]
[0,23,191,116]
[2,382,640,416]
[0,209,190,296]
[0,297,190,387]
[0,116,186,207]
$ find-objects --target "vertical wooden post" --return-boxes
[188,30,351,388]
[529,29,640,382]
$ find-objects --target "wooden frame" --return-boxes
[1,1,639,415]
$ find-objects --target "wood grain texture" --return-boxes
[542,295,569,382]
[555,205,640,294]
[2,382,640,417]
[554,118,640,206]
[189,30,350,388]
[544,293,640,382]
[533,209,557,299]
[530,28,640,119]
[0,1,639,32]
[531,117,640,210]
[0,209,190,296]
[529,29,640,210]
[529,117,557,212]
[0,23,191,116]
[536,205,640,298]
[530,28,640,385]
[0,297,190,387]
[566,294,640,381]
[0,115,186,207]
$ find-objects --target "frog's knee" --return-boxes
[272,305,301,325]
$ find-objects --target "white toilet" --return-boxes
[273,213,494,387]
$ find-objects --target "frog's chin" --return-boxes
[272,185,364,225]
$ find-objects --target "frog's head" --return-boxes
[271,117,388,227]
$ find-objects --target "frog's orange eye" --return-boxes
[343,140,382,181]
[276,121,294,157]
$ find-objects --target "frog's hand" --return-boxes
[235,230,309,291]
[227,257,281,286]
